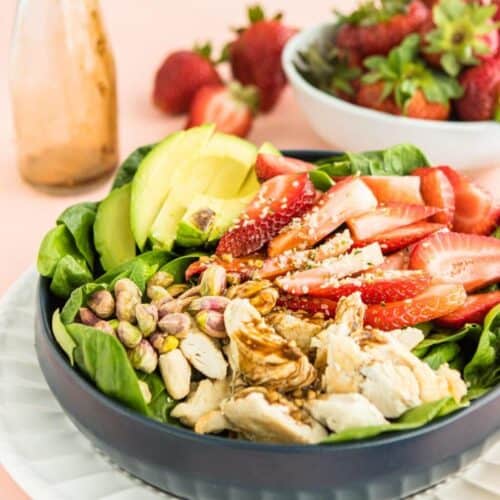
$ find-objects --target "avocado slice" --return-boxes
[94,183,136,271]
[238,141,280,196]
[148,132,258,250]
[175,194,253,247]
[130,125,215,249]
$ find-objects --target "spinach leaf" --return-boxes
[422,342,460,370]
[96,250,173,288]
[37,225,79,277]
[57,202,98,269]
[50,254,93,298]
[464,304,500,390]
[66,323,149,415]
[52,309,76,365]
[412,323,481,358]
[323,398,452,443]
[308,170,334,191]
[60,282,108,324]
[138,372,178,423]
[315,144,429,177]
[112,143,156,190]
[161,252,206,283]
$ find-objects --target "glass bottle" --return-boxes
[10,0,118,187]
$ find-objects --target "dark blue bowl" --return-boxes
[35,150,500,500]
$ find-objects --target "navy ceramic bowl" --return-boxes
[35,151,500,500]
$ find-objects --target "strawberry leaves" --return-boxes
[336,0,410,27]
[362,34,463,109]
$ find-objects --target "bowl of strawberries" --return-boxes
[282,0,500,171]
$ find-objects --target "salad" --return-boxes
[296,0,500,122]
[38,125,500,444]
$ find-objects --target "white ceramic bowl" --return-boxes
[282,23,500,171]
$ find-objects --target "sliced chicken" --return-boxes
[170,378,230,427]
[389,327,424,351]
[224,299,316,392]
[195,410,232,435]
[180,330,228,380]
[306,393,387,433]
[267,312,323,353]
[158,349,191,400]
[360,362,421,418]
[221,387,327,444]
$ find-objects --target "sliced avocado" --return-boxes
[130,125,215,249]
[148,132,258,250]
[237,141,280,196]
[94,183,136,271]
[175,194,253,247]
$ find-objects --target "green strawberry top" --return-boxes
[362,34,463,111]
[336,0,410,27]
[424,0,499,76]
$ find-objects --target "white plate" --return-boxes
[0,269,499,500]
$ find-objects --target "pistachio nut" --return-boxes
[200,264,227,296]
[158,312,191,338]
[135,303,158,337]
[87,290,115,319]
[195,310,227,338]
[79,307,99,326]
[128,340,158,374]
[188,296,230,314]
[117,320,142,348]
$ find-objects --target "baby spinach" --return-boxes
[464,305,500,391]
[37,225,80,277]
[112,143,156,190]
[66,323,149,416]
[138,372,178,423]
[52,309,76,365]
[57,202,98,269]
[315,144,429,177]
[422,342,461,370]
[161,252,206,283]
[50,254,93,298]
[323,398,453,443]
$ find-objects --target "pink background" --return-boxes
[0,0,498,498]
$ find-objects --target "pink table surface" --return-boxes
[0,1,498,498]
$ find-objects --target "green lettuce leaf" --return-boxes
[422,342,461,369]
[50,254,93,298]
[66,323,149,415]
[315,144,429,177]
[60,282,108,324]
[51,309,76,365]
[161,252,207,283]
[37,225,80,277]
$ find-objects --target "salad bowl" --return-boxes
[282,25,500,172]
[35,149,500,500]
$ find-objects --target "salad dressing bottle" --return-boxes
[10,0,118,187]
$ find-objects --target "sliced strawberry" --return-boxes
[435,291,500,329]
[373,248,410,271]
[268,178,377,256]
[410,231,500,291]
[255,154,314,181]
[185,255,262,281]
[364,283,467,330]
[256,230,353,280]
[353,221,446,254]
[186,83,257,138]
[277,294,338,318]
[308,270,432,304]
[361,176,424,205]
[347,203,442,241]
[412,167,455,227]
[216,173,316,257]
[438,166,499,235]
[275,243,384,295]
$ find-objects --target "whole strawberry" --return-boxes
[153,44,222,114]
[422,0,499,76]
[455,57,500,121]
[359,34,463,119]
[335,0,430,57]
[229,6,297,112]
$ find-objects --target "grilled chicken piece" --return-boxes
[306,393,387,433]
[224,299,316,392]
[180,330,228,380]
[390,327,424,351]
[195,410,232,434]
[170,378,230,427]
[221,387,327,444]
[267,312,324,353]
[360,362,422,418]
[158,349,191,400]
